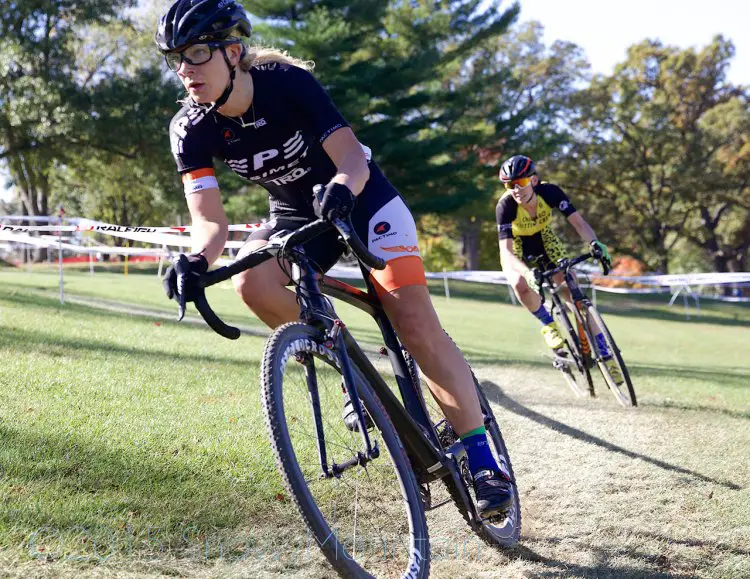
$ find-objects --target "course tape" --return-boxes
[0,223,262,233]
[2,218,750,290]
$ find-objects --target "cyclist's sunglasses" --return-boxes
[165,42,231,72]
[503,177,532,190]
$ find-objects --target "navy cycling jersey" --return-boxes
[169,62,382,217]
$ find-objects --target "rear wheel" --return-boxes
[405,349,521,547]
[581,305,637,407]
[263,323,430,578]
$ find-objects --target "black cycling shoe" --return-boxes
[473,469,514,519]
[342,391,374,432]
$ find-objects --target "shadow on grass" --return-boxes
[480,380,743,491]
[507,528,750,577]
[506,539,720,578]
[0,324,264,372]
[0,421,286,561]
[629,362,750,391]
[506,542,683,579]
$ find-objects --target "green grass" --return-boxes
[0,267,748,577]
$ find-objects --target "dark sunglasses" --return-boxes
[165,42,231,72]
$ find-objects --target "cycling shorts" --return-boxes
[243,169,426,296]
[507,227,568,271]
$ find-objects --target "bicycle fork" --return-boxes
[300,320,380,479]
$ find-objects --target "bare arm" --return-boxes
[567,211,598,244]
[498,238,529,275]
[185,187,229,264]
[321,127,370,195]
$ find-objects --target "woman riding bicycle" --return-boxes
[496,154,622,383]
[157,0,512,518]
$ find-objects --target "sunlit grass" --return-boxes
[0,268,747,577]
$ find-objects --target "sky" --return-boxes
[2,0,749,205]
[508,0,749,86]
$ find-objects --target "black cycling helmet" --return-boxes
[155,0,252,111]
[155,0,252,52]
[499,155,537,182]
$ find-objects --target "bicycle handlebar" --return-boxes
[532,250,609,302]
[171,211,385,340]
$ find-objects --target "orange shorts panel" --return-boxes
[369,255,427,297]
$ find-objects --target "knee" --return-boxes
[390,306,443,357]
[232,269,276,310]
[510,274,530,295]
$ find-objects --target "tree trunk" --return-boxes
[460,217,481,270]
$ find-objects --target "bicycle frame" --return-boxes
[299,257,458,481]
[536,253,601,365]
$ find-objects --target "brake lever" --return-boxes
[174,254,190,321]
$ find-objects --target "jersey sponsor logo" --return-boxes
[559,200,569,211]
[253,148,279,170]
[320,123,344,143]
[373,221,391,235]
[227,158,248,173]
[381,245,419,253]
[283,131,305,159]
[267,166,312,186]
[254,117,267,128]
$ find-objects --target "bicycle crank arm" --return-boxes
[441,451,483,527]
[552,354,576,370]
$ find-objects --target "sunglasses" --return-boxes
[503,177,532,190]
[165,42,229,72]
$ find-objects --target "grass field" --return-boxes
[0,267,748,578]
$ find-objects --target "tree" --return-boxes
[0,0,136,226]
[247,0,520,217]
[550,36,748,273]
[445,21,589,268]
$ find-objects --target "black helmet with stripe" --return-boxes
[499,155,537,182]
[155,0,252,52]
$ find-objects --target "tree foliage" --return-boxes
[548,36,749,273]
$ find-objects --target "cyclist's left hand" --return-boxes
[590,240,612,269]
[313,182,356,221]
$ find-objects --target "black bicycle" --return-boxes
[533,249,637,407]
[169,213,521,577]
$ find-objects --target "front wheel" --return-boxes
[581,305,637,407]
[262,323,430,578]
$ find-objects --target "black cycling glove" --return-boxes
[162,252,209,304]
[313,182,356,221]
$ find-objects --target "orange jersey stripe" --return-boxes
[370,255,427,296]
[182,168,216,182]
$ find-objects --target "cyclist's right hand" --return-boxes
[162,252,209,303]
[523,268,541,294]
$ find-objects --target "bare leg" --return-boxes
[505,269,543,313]
[379,284,482,435]
[231,240,299,328]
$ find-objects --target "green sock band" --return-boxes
[459,425,486,439]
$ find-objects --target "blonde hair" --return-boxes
[239,45,314,72]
